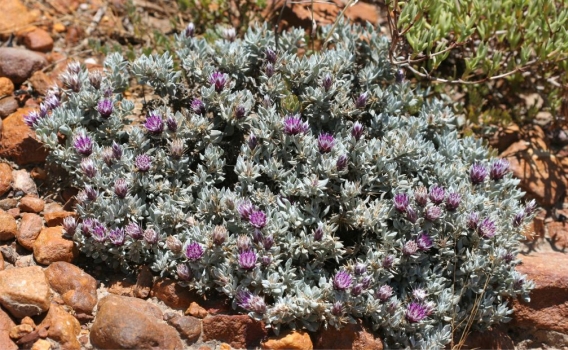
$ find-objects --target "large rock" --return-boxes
[37,304,80,350]
[0,163,12,197]
[44,262,97,314]
[313,321,383,350]
[17,212,43,250]
[12,169,37,195]
[90,295,183,349]
[0,0,38,34]
[0,109,48,165]
[43,211,75,227]
[501,126,567,207]
[261,330,313,349]
[512,252,568,333]
[0,77,14,97]
[151,278,196,310]
[0,209,17,241]
[0,307,17,350]
[202,315,267,349]
[0,97,19,119]
[33,226,78,265]
[19,195,45,213]
[0,48,47,85]
[0,266,51,318]
[22,29,54,53]
[164,314,201,343]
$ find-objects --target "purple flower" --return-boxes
[239,250,257,270]
[84,185,97,201]
[265,63,274,77]
[414,187,428,206]
[237,235,251,252]
[234,105,246,119]
[67,61,81,74]
[108,228,125,246]
[406,206,418,223]
[395,69,405,83]
[376,285,393,302]
[355,92,368,108]
[97,99,113,119]
[322,73,332,91]
[91,222,107,243]
[237,290,266,314]
[512,211,525,227]
[317,133,335,153]
[469,163,488,185]
[333,271,352,291]
[62,72,81,92]
[524,199,537,216]
[191,99,206,115]
[144,228,159,244]
[44,94,60,110]
[212,225,228,245]
[490,159,510,181]
[176,264,192,281]
[354,263,366,275]
[336,155,348,171]
[125,222,143,240]
[403,241,418,256]
[406,302,429,323]
[248,133,258,149]
[238,200,254,220]
[424,206,442,221]
[73,133,93,156]
[466,212,480,230]
[351,121,364,141]
[263,235,274,250]
[412,288,428,301]
[416,232,433,251]
[81,158,97,178]
[114,178,128,199]
[382,255,395,268]
[89,70,102,89]
[63,217,77,236]
[429,186,445,205]
[445,192,461,211]
[393,193,410,213]
[313,226,324,241]
[502,251,515,263]
[261,255,272,266]
[81,218,95,237]
[185,242,204,260]
[252,228,263,243]
[135,154,152,172]
[183,23,195,37]
[223,27,236,41]
[23,110,42,128]
[144,112,164,134]
[478,218,497,238]
[283,115,309,135]
[209,71,229,92]
[102,148,114,166]
[265,48,277,63]
[361,276,372,289]
[112,141,122,159]
[166,116,178,132]
[331,301,343,316]
[351,283,363,296]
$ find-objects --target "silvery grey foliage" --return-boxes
[30,21,533,348]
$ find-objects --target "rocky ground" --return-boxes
[1,0,568,349]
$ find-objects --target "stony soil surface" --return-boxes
[1,0,568,349]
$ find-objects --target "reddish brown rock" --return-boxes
[0,97,18,119]
[19,196,44,213]
[9,324,34,340]
[107,276,135,297]
[501,129,567,207]
[458,327,515,349]
[313,321,383,350]
[17,212,43,250]
[0,48,47,85]
[6,208,19,218]
[262,330,313,349]
[0,77,14,97]
[90,295,183,349]
[0,307,17,350]
[38,304,80,350]
[0,163,12,197]
[185,302,208,319]
[488,124,521,153]
[202,315,267,349]
[0,108,48,165]
[165,314,201,343]
[151,278,196,310]
[45,262,97,314]
[547,221,568,250]
[33,226,78,265]
[0,209,17,241]
[513,252,568,333]
[0,0,38,33]
[134,265,154,299]
[29,71,56,96]
[44,211,76,227]
[31,339,51,350]
[11,169,37,195]
[22,29,54,53]
[0,266,50,318]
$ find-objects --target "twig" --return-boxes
[322,0,358,48]
[86,6,107,36]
